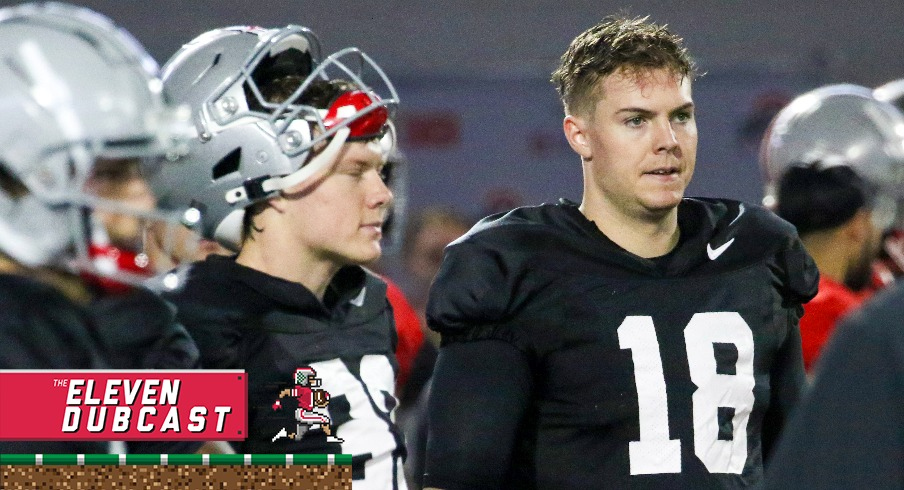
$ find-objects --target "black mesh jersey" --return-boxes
[425,198,818,489]
[164,255,407,489]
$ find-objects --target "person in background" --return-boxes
[400,207,472,333]
[872,78,904,288]
[774,163,885,372]
[393,208,471,489]
[761,83,904,374]
[0,2,228,454]
[763,281,904,489]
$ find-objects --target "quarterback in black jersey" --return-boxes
[424,16,818,490]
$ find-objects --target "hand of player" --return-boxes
[272,400,281,410]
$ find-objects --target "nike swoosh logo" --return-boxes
[707,238,735,260]
[349,286,366,307]
[729,203,745,226]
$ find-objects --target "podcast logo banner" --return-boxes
[0,370,246,441]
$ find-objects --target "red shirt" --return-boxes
[384,277,424,390]
[800,276,865,372]
[290,386,314,411]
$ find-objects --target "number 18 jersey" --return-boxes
[425,198,818,489]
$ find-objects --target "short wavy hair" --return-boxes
[551,15,697,117]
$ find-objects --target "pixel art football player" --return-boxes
[271,367,342,443]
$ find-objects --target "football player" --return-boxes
[761,84,904,374]
[761,84,904,488]
[152,25,407,488]
[424,16,818,489]
[0,2,211,453]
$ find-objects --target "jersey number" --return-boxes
[617,312,755,475]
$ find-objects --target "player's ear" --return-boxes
[563,114,593,159]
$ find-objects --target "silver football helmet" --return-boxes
[761,84,904,231]
[152,25,399,251]
[0,2,194,282]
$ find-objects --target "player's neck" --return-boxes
[235,232,340,301]
[0,254,23,275]
[800,231,849,286]
[0,255,94,305]
[579,198,680,259]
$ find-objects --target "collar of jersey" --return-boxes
[204,254,367,315]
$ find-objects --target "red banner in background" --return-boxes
[0,370,246,441]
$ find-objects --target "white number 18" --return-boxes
[617,312,755,475]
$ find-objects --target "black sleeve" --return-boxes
[764,286,904,489]
[777,234,820,306]
[180,319,246,370]
[423,339,533,490]
[761,306,806,461]
[427,240,512,337]
[760,234,814,459]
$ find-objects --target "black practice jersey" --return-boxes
[164,255,407,490]
[425,198,818,489]
[764,282,904,489]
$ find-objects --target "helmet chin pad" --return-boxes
[214,208,245,252]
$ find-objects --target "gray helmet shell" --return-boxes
[761,84,904,229]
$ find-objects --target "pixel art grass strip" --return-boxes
[0,454,352,465]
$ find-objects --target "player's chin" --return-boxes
[347,242,383,265]
[648,187,686,205]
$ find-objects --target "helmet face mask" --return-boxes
[0,3,194,284]
[875,79,904,113]
[294,367,317,386]
[155,25,400,251]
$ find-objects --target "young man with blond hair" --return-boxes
[424,16,817,489]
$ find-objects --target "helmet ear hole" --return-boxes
[212,147,241,180]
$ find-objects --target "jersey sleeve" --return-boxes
[423,339,533,489]
[425,235,538,488]
[757,230,814,460]
[775,233,820,307]
[761,306,806,461]
[426,239,527,348]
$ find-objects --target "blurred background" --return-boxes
[8,0,902,218]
